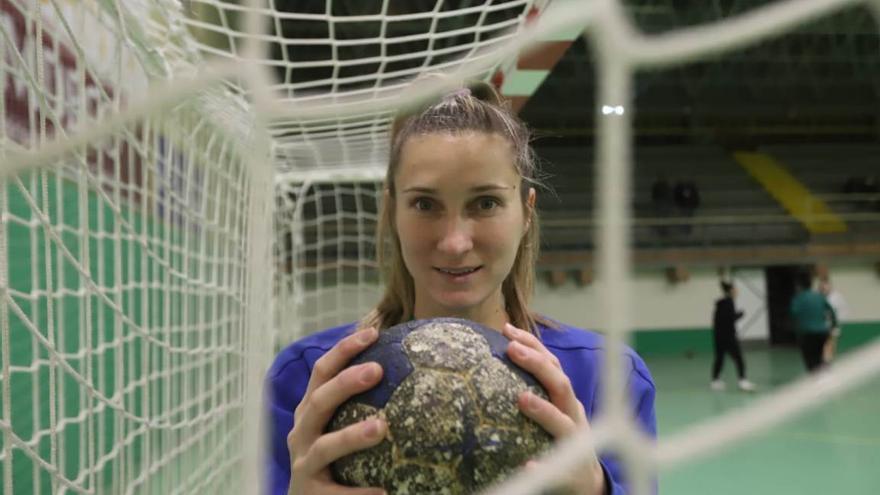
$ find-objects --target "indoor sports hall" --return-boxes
[2,0,879,493]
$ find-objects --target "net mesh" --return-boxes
[1,0,271,493]
[182,0,538,174]
[4,0,880,494]
[275,177,384,343]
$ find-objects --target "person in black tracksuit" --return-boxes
[711,281,755,391]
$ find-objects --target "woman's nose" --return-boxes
[437,217,473,255]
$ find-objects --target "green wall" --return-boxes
[1,174,223,493]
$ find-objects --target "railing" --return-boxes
[542,206,880,250]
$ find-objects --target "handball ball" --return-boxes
[327,317,553,494]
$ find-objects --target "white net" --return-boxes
[275,174,384,343]
[0,0,272,493]
[182,0,539,174]
[4,0,880,494]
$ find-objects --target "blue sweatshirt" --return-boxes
[265,320,658,495]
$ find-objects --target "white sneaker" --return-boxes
[710,380,726,391]
[738,379,756,392]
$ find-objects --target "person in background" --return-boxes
[790,274,837,373]
[710,281,756,392]
[818,277,848,364]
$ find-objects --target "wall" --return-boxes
[824,263,880,321]
[533,263,880,355]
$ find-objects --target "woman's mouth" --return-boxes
[435,266,481,281]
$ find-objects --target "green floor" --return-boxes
[644,346,880,494]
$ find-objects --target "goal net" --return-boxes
[1,0,272,493]
[4,0,880,495]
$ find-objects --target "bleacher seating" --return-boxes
[761,144,880,239]
[535,144,811,250]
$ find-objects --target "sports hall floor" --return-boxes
[644,345,880,494]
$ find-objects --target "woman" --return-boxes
[266,82,657,495]
[790,274,837,372]
[710,281,756,392]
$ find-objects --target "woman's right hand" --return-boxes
[287,327,387,495]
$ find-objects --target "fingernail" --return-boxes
[358,327,376,345]
[525,392,540,412]
[364,418,384,438]
[360,364,379,383]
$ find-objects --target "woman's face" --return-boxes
[393,131,534,323]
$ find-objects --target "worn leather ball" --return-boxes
[328,317,553,494]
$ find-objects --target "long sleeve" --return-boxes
[714,298,740,334]
[603,365,657,495]
[589,349,656,495]
[265,354,312,495]
[721,299,738,323]
[265,324,355,495]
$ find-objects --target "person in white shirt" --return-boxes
[819,278,847,363]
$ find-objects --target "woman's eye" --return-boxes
[413,198,434,211]
[477,197,500,211]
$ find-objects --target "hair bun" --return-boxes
[466,80,502,105]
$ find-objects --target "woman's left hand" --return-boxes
[503,322,605,495]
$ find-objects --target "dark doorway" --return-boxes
[765,265,813,345]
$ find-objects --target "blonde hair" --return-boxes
[361,81,553,335]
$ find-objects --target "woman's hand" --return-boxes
[287,327,388,495]
[503,323,605,495]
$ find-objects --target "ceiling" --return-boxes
[188,0,880,150]
[522,0,880,144]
